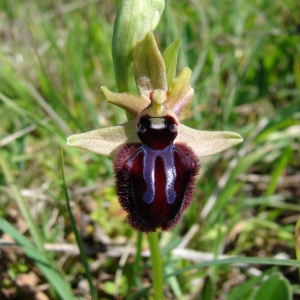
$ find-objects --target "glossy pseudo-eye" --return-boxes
[114,94,200,233]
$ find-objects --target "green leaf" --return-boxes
[227,273,266,300]
[201,276,214,300]
[133,32,168,98]
[162,38,180,87]
[251,273,292,300]
[112,0,165,92]
[103,281,116,295]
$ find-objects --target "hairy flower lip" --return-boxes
[114,141,200,232]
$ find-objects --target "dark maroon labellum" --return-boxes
[114,107,200,233]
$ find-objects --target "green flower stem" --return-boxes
[147,231,164,299]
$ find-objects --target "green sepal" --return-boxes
[176,124,243,158]
[163,38,180,87]
[133,32,168,99]
[67,121,140,157]
[112,0,165,92]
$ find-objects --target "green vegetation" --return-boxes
[0,0,299,299]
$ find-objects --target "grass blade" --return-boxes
[0,151,44,252]
[165,257,300,279]
[60,149,95,297]
[0,218,74,300]
[295,217,300,280]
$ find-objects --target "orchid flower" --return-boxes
[67,33,243,233]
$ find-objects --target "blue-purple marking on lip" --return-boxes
[141,144,177,204]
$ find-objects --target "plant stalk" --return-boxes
[147,231,164,299]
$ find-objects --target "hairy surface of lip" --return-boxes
[114,140,199,232]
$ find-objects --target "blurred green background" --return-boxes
[0,0,300,299]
